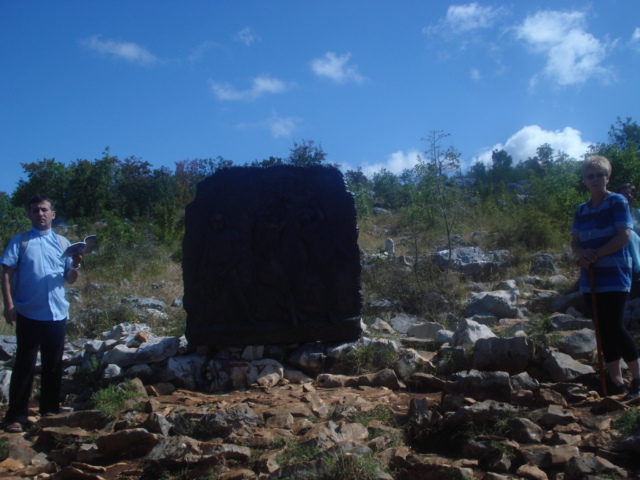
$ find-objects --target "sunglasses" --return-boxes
[585,172,607,180]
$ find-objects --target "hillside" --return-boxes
[0,209,639,479]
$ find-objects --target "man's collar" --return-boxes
[31,227,53,237]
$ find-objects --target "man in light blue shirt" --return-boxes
[1,195,82,433]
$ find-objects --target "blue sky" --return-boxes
[1,1,639,196]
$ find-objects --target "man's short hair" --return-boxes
[28,195,55,211]
[617,183,636,195]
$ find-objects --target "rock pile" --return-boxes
[0,246,639,479]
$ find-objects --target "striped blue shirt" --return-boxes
[571,192,633,293]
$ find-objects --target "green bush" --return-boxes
[362,256,464,320]
[491,209,563,251]
[0,193,29,251]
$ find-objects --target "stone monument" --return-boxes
[183,165,363,346]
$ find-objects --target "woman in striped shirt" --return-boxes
[571,155,640,398]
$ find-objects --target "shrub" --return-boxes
[491,209,563,251]
[361,255,465,320]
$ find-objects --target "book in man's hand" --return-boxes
[61,235,97,259]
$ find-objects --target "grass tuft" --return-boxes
[613,407,640,437]
[331,343,398,376]
[90,380,146,420]
[275,440,319,467]
[323,450,382,480]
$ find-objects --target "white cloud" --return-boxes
[474,125,591,167]
[360,150,423,177]
[470,68,481,81]
[424,3,503,36]
[234,27,260,46]
[266,114,300,138]
[188,41,224,62]
[631,27,640,50]
[311,52,366,84]
[210,75,288,101]
[236,113,301,138]
[83,35,157,65]
[444,3,502,33]
[515,10,612,86]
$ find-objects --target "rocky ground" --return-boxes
[0,246,640,479]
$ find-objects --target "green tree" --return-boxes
[116,157,155,218]
[601,144,640,192]
[196,156,233,177]
[173,156,233,208]
[0,192,30,249]
[150,167,181,244]
[536,143,554,166]
[66,148,120,219]
[469,159,488,184]
[421,131,461,176]
[250,156,284,167]
[490,149,513,184]
[608,116,640,152]
[13,159,69,216]
[345,167,373,220]
[344,167,369,189]
[371,168,404,209]
[591,126,640,190]
[527,154,582,229]
[415,131,466,273]
[516,157,544,178]
[287,139,336,167]
[174,159,202,207]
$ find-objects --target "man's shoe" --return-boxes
[625,378,640,399]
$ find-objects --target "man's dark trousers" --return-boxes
[6,313,66,421]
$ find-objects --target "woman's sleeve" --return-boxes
[612,195,633,228]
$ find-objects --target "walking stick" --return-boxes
[588,266,607,396]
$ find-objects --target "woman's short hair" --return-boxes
[582,155,611,177]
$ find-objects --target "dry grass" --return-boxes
[357,214,404,254]
[0,202,573,342]
[65,249,185,339]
